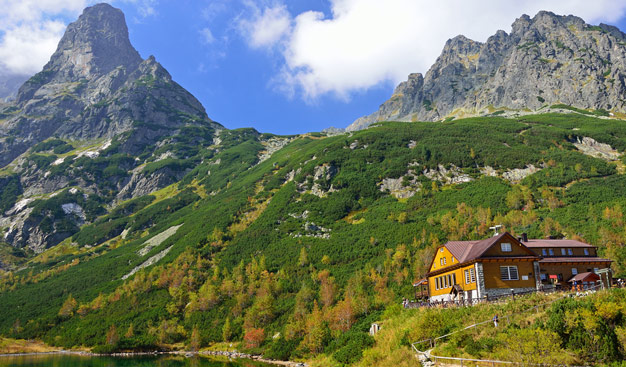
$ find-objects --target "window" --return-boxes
[465,270,470,284]
[452,273,456,285]
[567,248,573,256]
[440,248,444,253]
[584,248,589,256]
[542,249,547,256]
[501,242,512,252]
[571,268,578,275]
[594,268,599,273]
[440,258,443,266]
[500,266,519,281]
[443,257,447,265]
[561,248,566,255]
[469,268,476,283]
[451,257,455,263]
[540,273,547,281]
[548,248,554,256]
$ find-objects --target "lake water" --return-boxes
[0,354,276,367]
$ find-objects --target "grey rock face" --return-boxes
[0,3,220,167]
[0,3,221,252]
[348,11,626,130]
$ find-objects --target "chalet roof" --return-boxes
[523,239,594,248]
[539,257,612,263]
[568,272,600,283]
[444,232,509,263]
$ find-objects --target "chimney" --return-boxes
[522,233,528,242]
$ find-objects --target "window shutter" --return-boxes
[470,269,476,283]
[465,270,470,284]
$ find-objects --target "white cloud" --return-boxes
[0,0,88,75]
[119,0,158,19]
[0,0,159,77]
[200,27,216,44]
[249,0,626,100]
[239,3,291,49]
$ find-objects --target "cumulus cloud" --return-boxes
[239,2,292,49]
[243,0,626,100]
[0,0,158,77]
[0,0,88,75]
[200,27,216,44]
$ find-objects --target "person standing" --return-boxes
[493,315,499,328]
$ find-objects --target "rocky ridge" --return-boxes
[349,11,626,130]
[0,3,221,252]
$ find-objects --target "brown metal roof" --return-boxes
[523,239,594,248]
[568,272,600,283]
[444,233,508,263]
[539,257,612,263]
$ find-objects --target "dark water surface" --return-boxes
[0,354,275,367]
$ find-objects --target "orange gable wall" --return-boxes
[430,246,458,272]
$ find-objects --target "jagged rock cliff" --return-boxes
[348,11,626,131]
[0,3,221,252]
[0,3,219,167]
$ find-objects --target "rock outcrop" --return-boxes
[0,3,220,167]
[0,3,221,252]
[348,11,626,130]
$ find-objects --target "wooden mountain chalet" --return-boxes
[425,232,612,302]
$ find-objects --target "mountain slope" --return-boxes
[0,4,626,366]
[349,11,626,130]
[0,3,223,253]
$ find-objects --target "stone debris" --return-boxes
[137,224,182,256]
[258,137,293,164]
[573,136,621,161]
[480,166,498,177]
[379,177,422,199]
[61,203,86,223]
[122,245,173,280]
[502,164,540,182]
[423,164,472,185]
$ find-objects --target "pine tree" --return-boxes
[298,247,309,267]
[106,324,119,346]
[189,325,201,351]
[58,294,77,318]
[222,317,232,342]
[125,323,134,338]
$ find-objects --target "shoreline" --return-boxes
[0,349,306,366]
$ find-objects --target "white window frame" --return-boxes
[443,257,447,265]
[500,266,519,281]
[469,268,476,283]
[465,270,470,284]
[501,242,512,252]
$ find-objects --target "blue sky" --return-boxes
[3,1,626,135]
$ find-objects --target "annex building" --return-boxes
[426,232,612,302]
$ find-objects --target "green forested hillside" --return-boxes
[1,113,626,364]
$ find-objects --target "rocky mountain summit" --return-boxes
[0,3,219,167]
[349,11,626,130]
[0,3,222,252]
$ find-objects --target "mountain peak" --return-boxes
[348,10,626,130]
[50,2,142,77]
